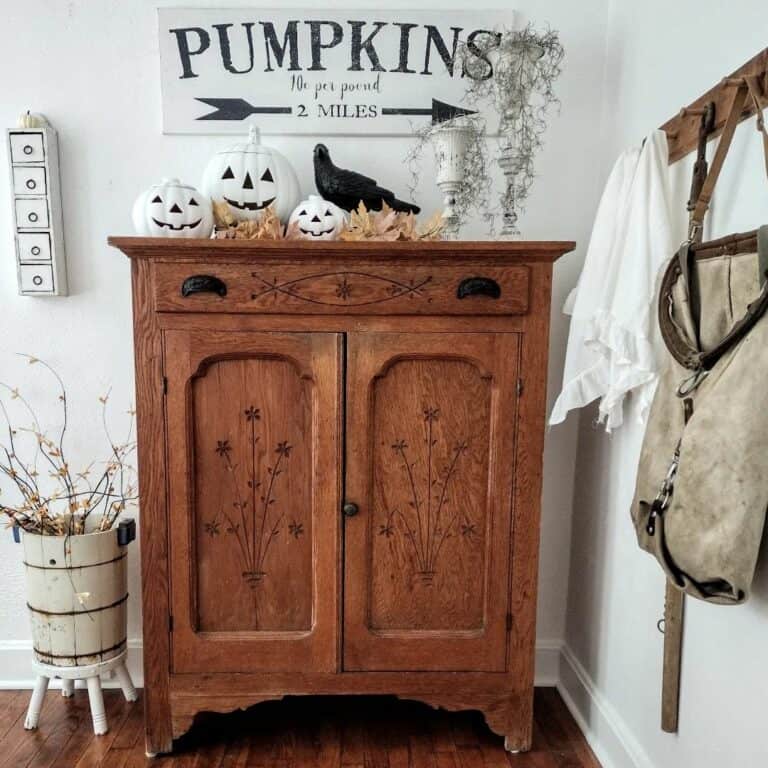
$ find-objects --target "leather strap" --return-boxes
[760,225,768,286]
[659,79,768,371]
[690,84,750,232]
[660,225,768,370]
[744,75,768,179]
[690,78,768,233]
[686,103,715,217]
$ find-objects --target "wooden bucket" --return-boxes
[22,528,129,667]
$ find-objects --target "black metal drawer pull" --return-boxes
[457,276,501,300]
[181,275,227,298]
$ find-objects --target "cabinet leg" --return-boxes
[24,675,50,730]
[61,678,75,698]
[86,675,108,735]
[145,736,173,757]
[504,736,528,753]
[478,692,532,754]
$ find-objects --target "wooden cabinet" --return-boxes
[111,238,573,756]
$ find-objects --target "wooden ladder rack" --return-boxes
[661,48,768,163]
[655,45,768,738]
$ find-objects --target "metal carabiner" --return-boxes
[677,368,708,397]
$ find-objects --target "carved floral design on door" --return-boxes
[204,403,300,586]
[190,351,319,634]
[378,405,474,584]
[367,354,494,634]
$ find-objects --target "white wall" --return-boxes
[0,0,609,684]
[560,3,768,768]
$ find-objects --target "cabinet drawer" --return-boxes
[15,198,49,228]
[19,263,54,293]
[154,263,530,315]
[17,232,51,262]
[12,165,47,195]
[9,132,44,163]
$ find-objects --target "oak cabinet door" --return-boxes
[164,330,342,673]
[343,333,520,671]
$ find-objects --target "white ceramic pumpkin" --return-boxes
[201,126,300,222]
[132,178,214,238]
[287,195,347,240]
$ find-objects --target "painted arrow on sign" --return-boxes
[195,97,474,124]
[382,99,476,124]
[196,98,293,120]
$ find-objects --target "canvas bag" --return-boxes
[632,80,768,604]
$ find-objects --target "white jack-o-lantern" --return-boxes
[288,195,347,240]
[201,126,300,223]
[132,178,214,238]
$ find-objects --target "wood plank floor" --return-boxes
[0,688,600,768]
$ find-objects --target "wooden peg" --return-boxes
[679,106,708,118]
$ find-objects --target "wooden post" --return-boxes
[661,581,685,733]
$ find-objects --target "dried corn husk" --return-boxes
[214,205,286,240]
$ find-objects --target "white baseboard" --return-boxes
[0,639,561,690]
[0,639,144,689]
[533,639,562,686]
[557,644,653,768]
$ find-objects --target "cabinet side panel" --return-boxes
[505,262,554,751]
[131,258,172,754]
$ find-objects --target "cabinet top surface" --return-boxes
[108,237,575,264]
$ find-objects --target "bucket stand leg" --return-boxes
[86,675,108,735]
[114,661,138,703]
[61,678,75,698]
[24,675,50,730]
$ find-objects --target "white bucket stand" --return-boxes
[24,650,137,735]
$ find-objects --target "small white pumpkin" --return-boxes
[201,126,300,223]
[287,195,347,240]
[18,111,43,129]
[132,178,214,238]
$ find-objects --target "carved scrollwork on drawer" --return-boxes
[250,271,434,308]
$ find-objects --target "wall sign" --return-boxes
[158,8,513,135]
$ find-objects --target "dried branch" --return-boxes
[0,358,137,535]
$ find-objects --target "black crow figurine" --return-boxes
[314,143,420,214]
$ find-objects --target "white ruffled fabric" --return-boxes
[550,130,674,431]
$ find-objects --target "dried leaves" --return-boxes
[339,202,444,242]
[213,201,444,242]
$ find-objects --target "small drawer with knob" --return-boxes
[19,263,54,294]
[12,166,47,196]
[17,232,51,262]
[15,197,49,229]
[9,132,45,163]
[154,263,530,315]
